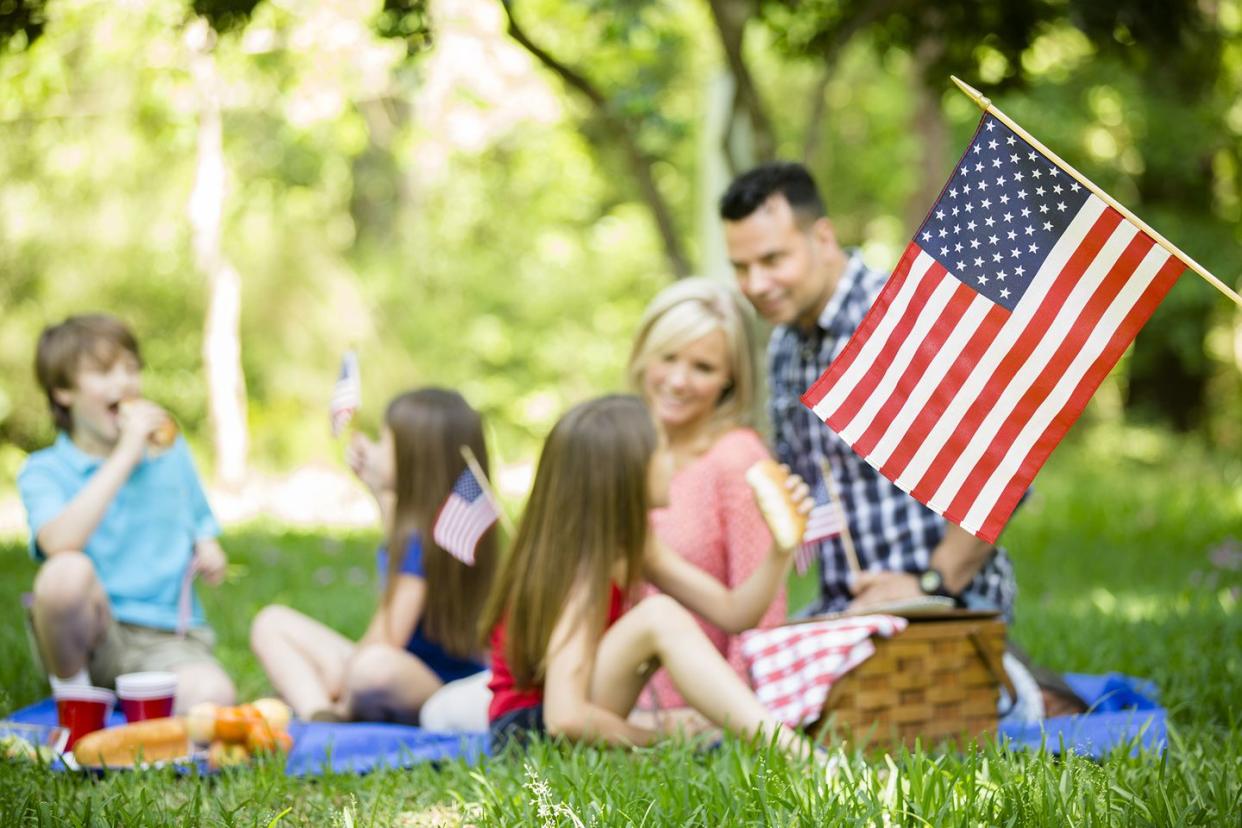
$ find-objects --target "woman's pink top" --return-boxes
[642,427,785,708]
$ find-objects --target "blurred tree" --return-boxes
[499,0,693,277]
[0,0,47,51]
[756,0,1238,431]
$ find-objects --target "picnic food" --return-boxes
[185,701,219,745]
[203,700,295,768]
[745,459,807,551]
[70,717,189,767]
[251,698,292,733]
[119,399,178,448]
[207,740,249,770]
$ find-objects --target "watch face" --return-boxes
[919,569,943,593]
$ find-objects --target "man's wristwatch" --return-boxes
[918,568,965,606]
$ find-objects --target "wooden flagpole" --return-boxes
[459,444,516,535]
[818,457,861,576]
[950,76,1242,310]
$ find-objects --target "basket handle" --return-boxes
[968,628,1016,700]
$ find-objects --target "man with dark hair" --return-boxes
[720,162,1017,618]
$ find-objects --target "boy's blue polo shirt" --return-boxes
[18,433,220,631]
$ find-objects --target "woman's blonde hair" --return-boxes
[479,395,656,689]
[627,276,759,433]
[384,388,498,658]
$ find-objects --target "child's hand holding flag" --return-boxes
[330,350,360,438]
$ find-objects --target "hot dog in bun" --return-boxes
[745,459,807,551]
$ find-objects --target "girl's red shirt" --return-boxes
[487,583,625,721]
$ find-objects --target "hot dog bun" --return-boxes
[71,717,190,768]
[745,459,807,551]
[119,399,178,449]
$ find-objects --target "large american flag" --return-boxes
[802,113,1184,543]
[329,350,361,438]
[432,466,499,566]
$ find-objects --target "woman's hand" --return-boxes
[777,468,813,554]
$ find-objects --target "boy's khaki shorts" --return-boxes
[88,619,220,689]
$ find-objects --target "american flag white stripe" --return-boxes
[836,273,963,447]
[962,244,1175,532]
[432,467,499,566]
[925,200,1132,510]
[803,502,844,543]
[862,294,994,467]
[803,114,1184,543]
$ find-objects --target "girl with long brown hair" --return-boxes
[251,388,498,722]
[482,394,814,758]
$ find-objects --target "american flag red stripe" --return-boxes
[433,467,499,566]
[802,114,1183,542]
[793,502,845,575]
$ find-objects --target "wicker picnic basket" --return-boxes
[806,611,1013,751]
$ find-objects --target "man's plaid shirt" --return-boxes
[768,251,1017,620]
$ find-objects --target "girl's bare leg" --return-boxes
[340,643,443,724]
[249,605,353,719]
[591,595,810,758]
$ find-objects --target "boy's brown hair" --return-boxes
[35,314,142,433]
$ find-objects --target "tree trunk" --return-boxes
[186,19,248,488]
[906,37,949,230]
[500,1,692,278]
[705,0,775,168]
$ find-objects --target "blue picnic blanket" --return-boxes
[7,672,1163,772]
[997,672,1166,757]
[6,698,484,775]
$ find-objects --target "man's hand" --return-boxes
[847,570,923,609]
[192,538,228,586]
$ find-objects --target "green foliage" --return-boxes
[191,0,263,34]
[0,0,1239,482]
[0,0,47,52]
[374,0,433,57]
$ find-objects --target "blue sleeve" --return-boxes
[398,533,425,578]
[16,455,66,561]
[175,439,220,540]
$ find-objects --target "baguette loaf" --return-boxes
[71,717,189,768]
[745,459,807,551]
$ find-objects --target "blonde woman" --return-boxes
[628,277,785,711]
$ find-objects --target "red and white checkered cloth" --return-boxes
[740,614,908,727]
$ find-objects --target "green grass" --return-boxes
[0,423,1239,825]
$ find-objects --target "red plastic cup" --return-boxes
[53,685,116,750]
[116,672,177,722]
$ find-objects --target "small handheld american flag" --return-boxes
[794,500,845,576]
[432,467,500,566]
[329,350,361,438]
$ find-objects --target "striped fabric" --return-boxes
[741,615,907,727]
[803,114,1183,542]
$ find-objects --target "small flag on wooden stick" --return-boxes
[432,446,512,565]
[330,350,361,438]
[793,463,852,576]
